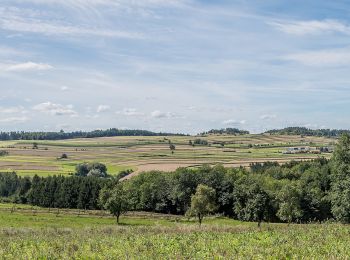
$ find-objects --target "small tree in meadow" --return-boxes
[186,184,218,226]
[99,183,129,224]
[169,143,176,153]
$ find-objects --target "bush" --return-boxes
[0,150,8,157]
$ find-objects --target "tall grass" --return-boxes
[0,223,349,259]
[0,203,349,259]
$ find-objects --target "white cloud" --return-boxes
[116,108,144,116]
[0,7,143,39]
[0,106,26,114]
[97,105,111,113]
[33,102,77,116]
[0,116,29,123]
[260,114,277,120]
[150,110,178,119]
[284,48,350,66]
[270,19,350,35]
[222,119,246,125]
[61,86,69,91]
[5,62,53,72]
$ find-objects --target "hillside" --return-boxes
[265,127,350,137]
[0,133,335,177]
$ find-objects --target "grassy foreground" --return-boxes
[0,204,349,259]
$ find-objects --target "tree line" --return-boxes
[265,127,350,137]
[0,128,186,141]
[2,134,350,225]
[0,173,110,209]
[201,128,250,135]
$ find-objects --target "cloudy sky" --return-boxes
[0,0,350,134]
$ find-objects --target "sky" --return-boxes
[0,0,350,134]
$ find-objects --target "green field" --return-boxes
[0,134,335,177]
[0,203,348,259]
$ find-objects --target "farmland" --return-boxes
[0,134,335,177]
[0,203,349,259]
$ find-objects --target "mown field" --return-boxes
[0,203,348,259]
[0,134,335,177]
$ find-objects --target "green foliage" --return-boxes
[169,143,176,151]
[330,134,350,222]
[233,176,270,226]
[99,182,129,223]
[203,128,250,135]
[18,174,109,209]
[186,184,217,225]
[75,162,108,178]
[0,150,8,157]
[193,139,209,146]
[116,169,134,179]
[266,126,350,137]
[0,128,186,141]
[277,182,303,223]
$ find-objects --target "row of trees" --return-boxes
[2,134,350,225]
[265,127,350,137]
[0,173,110,209]
[99,159,332,225]
[201,128,250,135]
[0,128,186,141]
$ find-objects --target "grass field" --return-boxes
[0,134,336,177]
[0,203,348,259]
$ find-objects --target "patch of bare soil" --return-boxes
[121,156,317,180]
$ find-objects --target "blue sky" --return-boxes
[0,0,350,134]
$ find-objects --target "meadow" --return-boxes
[0,134,335,177]
[0,203,349,259]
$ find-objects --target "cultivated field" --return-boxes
[0,203,348,259]
[0,134,335,177]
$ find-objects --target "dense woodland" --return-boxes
[266,127,350,137]
[201,128,250,135]
[0,128,186,141]
[2,134,350,224]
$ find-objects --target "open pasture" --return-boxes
[0,134,335,177]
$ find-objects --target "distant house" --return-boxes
[283,147,310,154]
[282,146,334,154]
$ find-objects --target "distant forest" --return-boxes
[0,128,186,141]
[201,128,250,135]
[265,127,350,137]
[1,126,350,141]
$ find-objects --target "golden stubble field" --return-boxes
[0,134,336,177]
